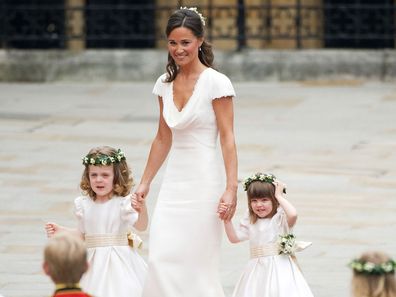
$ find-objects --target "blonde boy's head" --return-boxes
[43,233,88,284]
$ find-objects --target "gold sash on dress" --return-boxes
[250,243,279,258]
[85,233,142,250]
[250,241,312,258]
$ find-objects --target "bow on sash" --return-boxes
[127,232,143,250]
[295,240,312,252]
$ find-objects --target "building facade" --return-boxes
[1,0,395,51]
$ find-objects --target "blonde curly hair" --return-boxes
[80,146,133,199]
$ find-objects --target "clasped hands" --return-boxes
[217,189,237,221]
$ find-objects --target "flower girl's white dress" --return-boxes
[75,195,147,297]
[232,208,314,297]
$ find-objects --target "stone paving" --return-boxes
[0,80,395,297]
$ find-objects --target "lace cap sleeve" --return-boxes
[152,73,167,97]
[209,70,236,101]
[235,210,250,242]
[74,196,85,234]
[121,195,139,229]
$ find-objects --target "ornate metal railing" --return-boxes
[0,2,395,50]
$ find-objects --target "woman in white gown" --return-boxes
[134,7,238,297]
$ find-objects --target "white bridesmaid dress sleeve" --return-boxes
[152,73,167,97]
[74,196,85,234]
[120,195,139,229]
[235,211,250,241]
[272,207,291,234]
[208,71,236,100]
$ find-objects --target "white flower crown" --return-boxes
[82,149,126,166]
[243,173,276,191]
[243,172,287,194]
[349,258,396,275]
[180,6,206,26]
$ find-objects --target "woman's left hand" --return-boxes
[217,189,237,221]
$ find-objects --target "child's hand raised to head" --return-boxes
[131,193,146,213]
[272,180,287,199]
[45,222,60,238]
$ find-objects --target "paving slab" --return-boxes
[0,80,395,297]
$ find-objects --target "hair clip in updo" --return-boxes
[180,6,206,26]
[243,173,287,194]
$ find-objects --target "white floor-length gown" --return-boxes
[142,67,236,297]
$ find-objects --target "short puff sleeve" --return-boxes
[272,207,291,234]
[209,70,236,101]
[234,211,250,242]
[152,73,167,97]
[120,195,139,229]
[74,196,85,234]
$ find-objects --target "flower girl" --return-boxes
[45,146,147,297]
[222,173,314,297]
[349,250,396,297]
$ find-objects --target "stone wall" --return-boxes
[0,49,395,82]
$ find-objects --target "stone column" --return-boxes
[206,0,238,50]
[154,0,324,50]
[155,0,238,51]
[246,0,323,49]
[65,0,86,51]
[244,0,269,49]
[155,0,178,49]
[300,0,323,48]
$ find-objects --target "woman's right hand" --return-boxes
[45,222,60,238]
[134,183,150,201]
[131,192,146,213]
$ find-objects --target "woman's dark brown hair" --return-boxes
[165,8,214,82]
